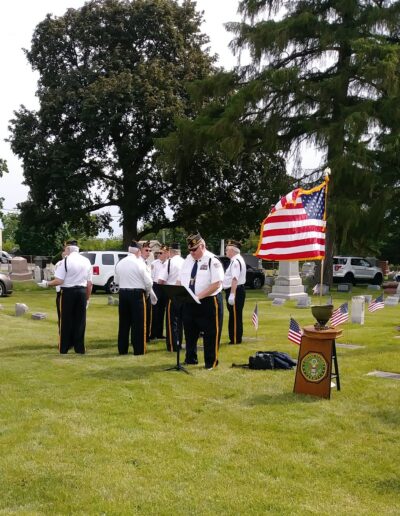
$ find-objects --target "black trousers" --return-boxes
[56,291,61,333]
[145,296,152,342]
[225,285,246,344]
[118,289,147,355]
[59,287,87,354]
[182,293,223,368]
[150,282,166,338]
[165,299,183,352]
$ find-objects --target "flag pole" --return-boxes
[319,167,331,303]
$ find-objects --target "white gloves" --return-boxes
[86,300,90,309]
[150,289,158,305]
[228,293,235,306]
[37,280,49,288]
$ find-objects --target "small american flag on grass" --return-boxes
[368,294,384,313]
[330,302,349,327]
[252,303,259,330]
[288,317,303,345]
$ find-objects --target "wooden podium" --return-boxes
[293,325,342,399]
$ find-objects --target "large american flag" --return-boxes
[255,179,328,261]
[368,294,384,313]
[288,317,303,345]
[330,302,349,326]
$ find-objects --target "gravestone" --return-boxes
[367,284,381,291]
[10,257,32,281]
[15,303,29,316]
[272,298,286,306]
[296,296,311,308]
[268,261,308,300]
[351,296,365,325]
[108,296,119,306]
[337,283,352,292]
[32,312,47,320]
[312,284,329,295]
[363,294,372,304]
[33,266,43,282]
[385,296,398,306]
[43,267,53,281]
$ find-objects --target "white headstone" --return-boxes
[296,296,311,308]
[385,296,399,306]
[367,284,381,291]
[33,266,42,282]
[351,296,365,325]
[267,261,308,300]
[272,298,286,306]
[15,303,29,317]
[363,294,372,304]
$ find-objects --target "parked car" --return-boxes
[0,250,12,264]
[0,272,13,296]
[333,256,383,285]
[80,251,129,293]
[219,256,265,289]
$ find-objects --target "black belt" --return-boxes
[61,286,85,290]
[119,288,145,292]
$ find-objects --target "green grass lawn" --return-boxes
[1,282,399,514]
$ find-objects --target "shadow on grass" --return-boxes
[0,344,57,355]
[246,392,321,406]
[86,363,170,381]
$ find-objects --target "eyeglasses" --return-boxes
[189,247,199,253]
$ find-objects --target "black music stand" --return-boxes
[159,284,199,374]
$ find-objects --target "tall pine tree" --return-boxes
[166,1,400,272]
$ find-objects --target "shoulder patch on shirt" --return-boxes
[213,262,221,268]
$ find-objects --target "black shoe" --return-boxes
[183,360,198,365]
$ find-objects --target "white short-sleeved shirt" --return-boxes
[180,250,224,296]
[115,254,152,293]
[151,259,165,282]
[222,254,247,289]
[55,251,92,287]
[158,255,184,285]
[54,259,64,292]
[138,255,151,273]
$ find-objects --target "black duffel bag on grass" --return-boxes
[233,351,297,370]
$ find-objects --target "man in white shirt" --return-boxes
[179,232,224,369]
[158,243,184,352]
[150,246,169,340]
[39,239,92,354]
[115,241,153,355]
[222,239,247,344]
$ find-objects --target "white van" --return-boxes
[80,251,128,293]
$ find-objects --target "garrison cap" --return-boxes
[65,239,78,246]
[186,232,202,250]
[226,239,241,250]
[130,240,141,249]
[171,242,181,250]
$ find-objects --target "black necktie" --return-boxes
[189,260,198,292]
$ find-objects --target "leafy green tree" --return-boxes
[166,1,400,277]
[8,0,214,247]
[1,212,19,244]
